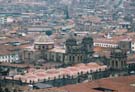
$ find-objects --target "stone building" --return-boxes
[109,48,127,70]
[118,40,131,53]
[108,48,128,77]
[21,33,94,65]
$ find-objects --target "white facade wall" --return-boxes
[0,54,19,63]
[0,17,7,24]
[94,42,118,48]
[131,42,135,52]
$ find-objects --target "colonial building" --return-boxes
[22,33,94,65]
[108,48,128,77]
[0,45,20,63]
[109,48,127,70]
[118,40,131,53]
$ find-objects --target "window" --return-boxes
[59,56,61,61]
[28,53,31,59]
[112,60,114,67]
[116,61,118,68]
[80,56,83,61]
[38,45,41,50]
[52,55,54,60]
[78,56,80,61]
[69,56,72,61]
[42,46,44,49]
[73,56,75,61]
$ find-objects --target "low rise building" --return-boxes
[0,45,20,63]
[94,35,132,50]
[94,38,118,48]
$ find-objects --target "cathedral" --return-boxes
[22,33,94,65]
[110,48,127,70]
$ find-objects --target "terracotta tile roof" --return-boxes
[48,47,66,53]
[82,15,101,24]
[57,76,135,92]
[13,63,107,83]
[0,62,29,68]
[0,45,19,55]
[94,47,104,52]
[94,39,119,44]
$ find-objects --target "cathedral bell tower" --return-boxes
[65,33,83,65]
[81,34,94,63]
[110,48,127,70]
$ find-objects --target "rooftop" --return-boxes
[0,62,29,68]
[13,62,107,83]
[48,47,66,53]
[27,76,135,92]
[34,34,54,45]
[58,76,135,92]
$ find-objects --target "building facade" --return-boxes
[0,45,20,63]
[0,53,19,63]
[109,48,127,70]
[22,34,94,65]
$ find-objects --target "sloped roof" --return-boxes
[34,34,54,45]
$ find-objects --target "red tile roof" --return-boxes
[58,76,135,92]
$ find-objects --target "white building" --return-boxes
[94,39,118,48]
[0,45,20,63]
[0,17,14,24]
[0,54,19,63]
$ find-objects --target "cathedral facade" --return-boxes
[21,34,94,65]
[109,48,127,70]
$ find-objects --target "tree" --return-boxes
[46,31,52,36]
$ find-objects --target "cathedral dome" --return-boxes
[34,34,54,45]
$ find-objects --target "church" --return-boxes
[21,33,94,65]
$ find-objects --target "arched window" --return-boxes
[80,56,83,61]
[69,56,72,61]
[73,56,75,61]
[78,56,80,61]
[116,61,118,68]
[112,60,114,67]
[42,45,45,49]
[28,52,31,59]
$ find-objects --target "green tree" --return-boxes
[46,31,52,36]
